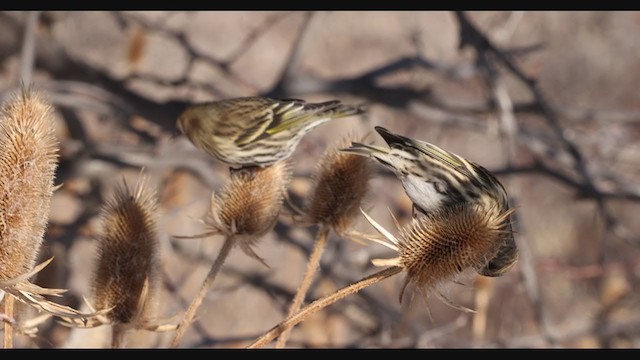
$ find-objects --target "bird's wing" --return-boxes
[264,100,328,136]
[234,109,276,146]
[375,126,480,183]
[413,140,466,169]
[234,99,310,146]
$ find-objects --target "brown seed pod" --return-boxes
[362,203,514,304]
[92,176,160,326]
[305,134,373,235]
[207,160,291,263]
[0,87,59,281]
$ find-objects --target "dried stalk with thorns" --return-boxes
[276,134,372,348]
[0,88,58,285]
[249,202,514,348]
[86,175,168,348]
[170,160,291,348]
[1,87,56,348]
[0,87,100,347]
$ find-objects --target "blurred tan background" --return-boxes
[1,11,639,348]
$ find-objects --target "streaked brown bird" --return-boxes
[343,126,517,277]
[177,96,365,168]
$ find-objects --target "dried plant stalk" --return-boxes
[2,261,106,331]
[304,135,372,235]
[170,236,234,348]
[210,161,292,264]
[252,203,514,348]
[0,87,58,282]
[277,135,372,348]
[392,204,514,302]
[0,87,58,348]
[171,161,291,348]
[92,176,160,347]
[249,266,402,348]
[359,203,514,314]
[3,295,14,348]
[275,226,329,348]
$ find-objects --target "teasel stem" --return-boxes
[248,266,402,349]
[472,276,493,346]
[3,295,14,348]
[111,324,127,349]
[170,235,235,348]
[276,225,330,348]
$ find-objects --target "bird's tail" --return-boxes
[267,100,365,136]
[320,101,367,119]
[340,141,389,157]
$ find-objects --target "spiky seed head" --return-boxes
[397,204,513,296]
[92,176,160,325]
[207,160,291,260]
[0,87,59,281]
[177,97,365,167]
[362,203,513,303]
[305,134,373,235]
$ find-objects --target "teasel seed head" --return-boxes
[92,176,160,326]
[0,87,59,281]
[206,160,291,264]
[304,134,373,235]
[362,203,514,304]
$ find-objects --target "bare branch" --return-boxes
[19,11,39,85]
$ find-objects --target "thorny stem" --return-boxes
[276,225,330,348]
[20,11,40,85]
[3,295,14,348]
[111,324,127,348]
[170,236,235,348]
[247,266,402,349]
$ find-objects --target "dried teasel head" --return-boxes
[0,87,59,282]
[361,203,514,306]
[206,160,291,264]
[304,134,373,235]
[92,176,160,326]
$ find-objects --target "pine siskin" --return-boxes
[343,126,517,277]
[176,97,365,167]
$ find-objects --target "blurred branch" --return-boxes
[418,314,470,347]
[267,11,316,97]
[492,162,640,203]
[46,80,136,117]
[488,64,555,345]
[493,316,640,348]
[19,11,39,85]
[224,11,295,66]
[89,141,223,190]
[455,11,602,204]
[555,107,640,125]
[272,222,403,322]
[455,11,632,287]
[115,11,291,96]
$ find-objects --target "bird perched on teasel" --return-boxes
[176,96,365,168]
[343,126,518,277]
